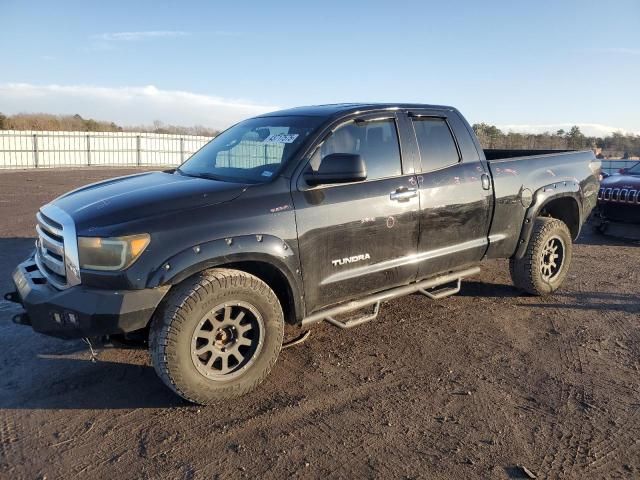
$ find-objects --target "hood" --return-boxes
[51,171,247,232]
[601,173,640,190]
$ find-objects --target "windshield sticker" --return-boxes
[261,170,273,177]
[263,133,299,144]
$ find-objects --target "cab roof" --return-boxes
[256,103,455,119]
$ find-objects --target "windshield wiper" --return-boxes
[176,168,226,182]
[195,172,227,181]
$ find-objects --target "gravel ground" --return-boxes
[0,168,638,480]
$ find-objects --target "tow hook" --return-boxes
[4,291,21,304]
[12,311,31,326]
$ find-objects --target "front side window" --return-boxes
[179,116,323,183]
[412,117,460,172]
[308,118,402,181]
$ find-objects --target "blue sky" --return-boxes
[1,0,639,135]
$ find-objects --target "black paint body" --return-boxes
[11,103,600,337]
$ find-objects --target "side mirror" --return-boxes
[304,153,367,186]
[619,168,628,174]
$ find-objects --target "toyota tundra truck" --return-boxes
[7,103,601,404]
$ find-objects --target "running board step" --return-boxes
[419,279,461,300]
[301,266,480,328]
[325,302,380,329]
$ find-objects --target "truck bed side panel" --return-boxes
[485,150,598,258]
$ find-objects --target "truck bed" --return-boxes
[484,149,600,259]
[484,149,574,161]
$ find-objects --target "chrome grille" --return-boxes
[620,189,629,202]
[35,204,81,290]
[612,188,620,201]
[598,187,640,204]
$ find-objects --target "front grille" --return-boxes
[620,189,629,202]
[612,188,620,201]
[598,187,640,204]
[34,204,81,290]
[36,212,67,287]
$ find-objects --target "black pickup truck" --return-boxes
[7,103,600,404]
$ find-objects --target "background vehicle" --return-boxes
[7,103,600,404]
[591,161,640,238]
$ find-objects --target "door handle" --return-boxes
[390,187,417,202]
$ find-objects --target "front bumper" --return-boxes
[596,202,640,224]
[9,255,169,339]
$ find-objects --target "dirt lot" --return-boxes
[0,168,638,479]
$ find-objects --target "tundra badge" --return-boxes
[331,253,371,267]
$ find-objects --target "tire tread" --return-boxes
[149,268,283,404]
[509,217,573,296]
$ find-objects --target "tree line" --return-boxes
[472,123,640,159]
[1,112,638,159]
[0,112,220,137]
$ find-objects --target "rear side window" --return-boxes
[309,118,402,181]
[412,118,460,172]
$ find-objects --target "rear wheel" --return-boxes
[149,268,284,404]
[509,217,573,295]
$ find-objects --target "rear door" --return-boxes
[407,110,493,278]
[291,113,420,313]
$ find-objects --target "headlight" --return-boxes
[78,234,150,271]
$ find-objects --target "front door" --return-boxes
[292,114,420,313]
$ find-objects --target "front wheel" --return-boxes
[149,268,284,404]
[509,217,573,296]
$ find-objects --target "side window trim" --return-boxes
[296,114,405,189]
[409,115,463,174]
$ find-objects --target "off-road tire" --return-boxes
[509,217,573,296]
[149,268,284,404]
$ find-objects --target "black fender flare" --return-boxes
[147,234,305,319]
[513,180,582,259]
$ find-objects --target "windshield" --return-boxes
[626,162,640,175]
[178,116,323,183]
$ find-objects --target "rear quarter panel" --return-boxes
[485,150,599,258]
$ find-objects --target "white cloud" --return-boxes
[91,31,190,42]
[496,123,639,138]
[0,83,279,129]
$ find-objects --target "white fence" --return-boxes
[0,130,636,174]
[0,130,213,169]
